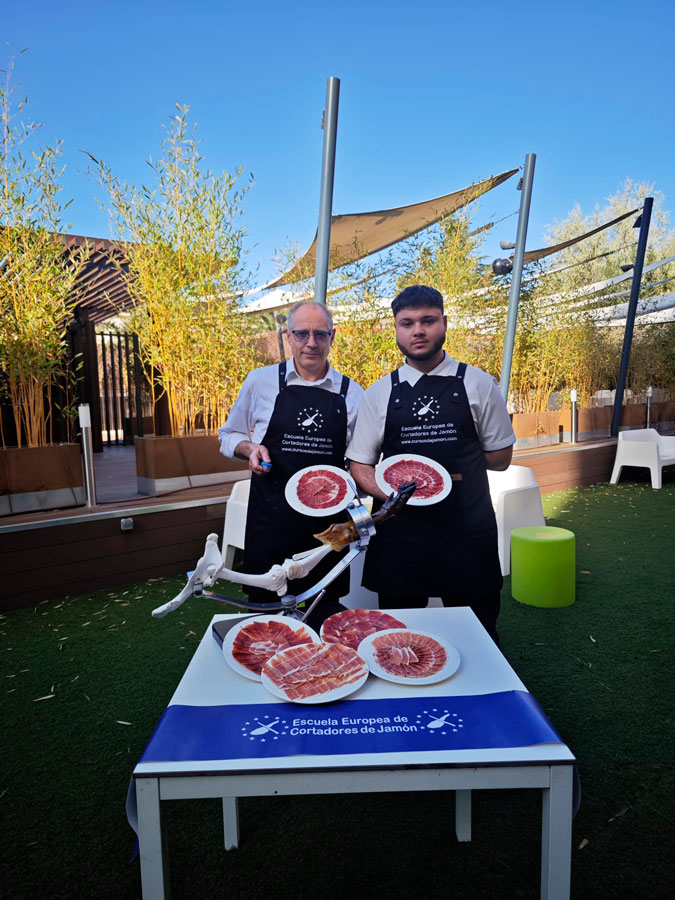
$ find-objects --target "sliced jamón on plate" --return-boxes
[296,468,348,510]
[320,608,407,652]
[261,641,369,703]
[285,464,355,517]
[224,616,319,681]
[358,628,461,685]
[375,453,452,506]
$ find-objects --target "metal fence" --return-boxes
[96,332,151,445]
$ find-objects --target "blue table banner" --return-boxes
[140,691,561,763]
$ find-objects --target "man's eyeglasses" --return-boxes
[290,329,333,345]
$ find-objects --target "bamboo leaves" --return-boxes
[93,106,258,435]
[0,54,89,448]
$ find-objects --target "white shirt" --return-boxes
[219,359,364,460]
[346,352,515,465]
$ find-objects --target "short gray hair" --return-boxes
[287,300,334,331]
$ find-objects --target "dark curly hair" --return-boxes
[391,284,444,316]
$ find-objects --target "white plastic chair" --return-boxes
[610,428,675,490]
[222,478,251,568]
[487,465,546,576]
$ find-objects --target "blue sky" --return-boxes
[4,0,675,287]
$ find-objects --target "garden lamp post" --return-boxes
[570,389,578,443]
[78,404,97,507]
[275,312,287,362]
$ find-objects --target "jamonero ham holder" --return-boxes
[150,472,417,623]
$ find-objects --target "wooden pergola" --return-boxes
[53,233,140,450]
[56,232,135,324]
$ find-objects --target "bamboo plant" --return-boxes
[0,54,88,449]
[92,106,260,436]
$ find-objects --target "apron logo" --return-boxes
[412,395,440,420]
[297,407,324,432]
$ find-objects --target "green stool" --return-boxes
[511,526,575,607]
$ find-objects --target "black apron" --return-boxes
[243,362,351,601]
[362,363,502,598]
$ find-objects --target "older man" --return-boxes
[347,285,515,642]
[219,301,364,620]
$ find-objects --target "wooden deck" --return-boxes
[0,439,619,612]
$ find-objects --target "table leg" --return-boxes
[222,797,239,850]
[455,790,472,841]
[540,765,573,900]
[137,777,171,900]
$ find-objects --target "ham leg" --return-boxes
[313,481,417,551]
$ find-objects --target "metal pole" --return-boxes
[109,334,119,444]
[79,403,97,507]
[314,76,340,305]
[646,385,652,429]
[611,197,653,437]
[100,333,110,445]
[499,152,536,403]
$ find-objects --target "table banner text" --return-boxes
[140,690,562,762]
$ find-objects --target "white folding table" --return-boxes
[133,607,575,899]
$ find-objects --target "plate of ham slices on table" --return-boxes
[375,453,451,506]
[223,615,320,682]
[357,628,461,685]
[285,465,356,517]
[261,641,369,704]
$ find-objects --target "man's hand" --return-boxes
[235,440,272,476]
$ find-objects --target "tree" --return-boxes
[541,179,675,298]
[521,179,675,406]
[0,53,88,448]
[92,106,259,436]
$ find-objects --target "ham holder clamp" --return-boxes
[151,482,416,621]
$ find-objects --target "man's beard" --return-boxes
[397,334,446,362]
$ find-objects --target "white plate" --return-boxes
[375,453,452,506]
[285,464,356,517]
[260,643,369,704]
[223,615,320,682]
[358,628,461,685]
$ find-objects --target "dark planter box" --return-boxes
[135,434,250,496]
[0,444,85,515]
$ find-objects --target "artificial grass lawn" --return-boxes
[1,480,674,899]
